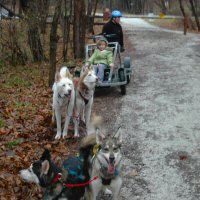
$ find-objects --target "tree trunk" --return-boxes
[49,0,62,87]
[189,0,200,31]
[28,27,44,61]
[62,0,69,61]
[39,0,50,34]
[179,0,188,35]
[153,0,167,14]
[21,0,45,61]
[73,0,86,59]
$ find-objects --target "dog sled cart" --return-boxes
[76,34,132,95]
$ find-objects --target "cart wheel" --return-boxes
[118,68,125,82]
[127,75,130,84]
[124,57,131,68]
[120,85,126,95]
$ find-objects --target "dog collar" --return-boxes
[53,173,62,184]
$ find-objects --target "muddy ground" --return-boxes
[93,19,200,200]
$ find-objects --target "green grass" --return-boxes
[6,75,32,87]
[6,138,24,148]
[14,101,36,114]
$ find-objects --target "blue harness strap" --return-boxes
[63,156,85,180]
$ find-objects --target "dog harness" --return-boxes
[43,156,99,200]
[79,91,90,105]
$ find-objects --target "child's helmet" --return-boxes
[111,10,122,18]
[97,37,108,46]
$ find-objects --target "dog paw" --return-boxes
[62,133,70,139]
[55,133,61,139]
[73,133,80,138]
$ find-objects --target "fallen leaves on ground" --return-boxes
[0,64,85,199]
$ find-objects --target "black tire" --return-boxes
[127,75,130,84]
[118,68,125,82]
[120,85,126,95]
[124,57,131,68]
[119,69,126,95]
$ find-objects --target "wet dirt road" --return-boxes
[93,19,200,200]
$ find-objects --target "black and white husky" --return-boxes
[74,67,98,137]
[52,66,75,139]
[80,116,123,200]
[20,149,90,200]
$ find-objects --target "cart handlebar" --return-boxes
[86,33,117,40]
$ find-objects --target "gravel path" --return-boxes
[118,18,200,200]
[94,19,200,200]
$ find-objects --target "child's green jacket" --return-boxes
[88,47,113,66]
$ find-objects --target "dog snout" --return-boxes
[109,155,115,163]
[64,89,71,96]
[68,89,72,95]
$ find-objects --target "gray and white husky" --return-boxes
[52,66,75,139]
[80,116,123,200]
[74,67,98,137]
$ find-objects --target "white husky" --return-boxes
[74,67,98,137]
[52,66,75,139]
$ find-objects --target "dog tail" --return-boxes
[79,133,96,162]
[91,114,103,129]
[80,133,96,149]
[79,115,102,160]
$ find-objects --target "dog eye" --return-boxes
[103,148,109,152]
[62,84,66,87]
[113,147,118,152]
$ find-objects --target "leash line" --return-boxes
[65,176,99,188]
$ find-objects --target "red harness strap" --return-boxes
[53,173,62,184]
[65,176,99,188]
[53,174,99,188]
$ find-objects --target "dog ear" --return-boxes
[114,127,122,144]
[65,68,73,79]
[41,160,50,175]
[55,71,61,82]
[96,128,105,145]
[41,149,51,161]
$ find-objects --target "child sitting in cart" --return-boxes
[85,37,114,82]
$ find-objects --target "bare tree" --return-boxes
[73,0,86,59]
[179,0,188,35]
[153,0,167,14]
[60,0,72,61]
[38,0,50,34]
[189,0,200,31]
[21,0,45,62]
[86,0,99,34]
[49,0,62,87]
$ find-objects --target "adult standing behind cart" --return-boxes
[102,10,125,52]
